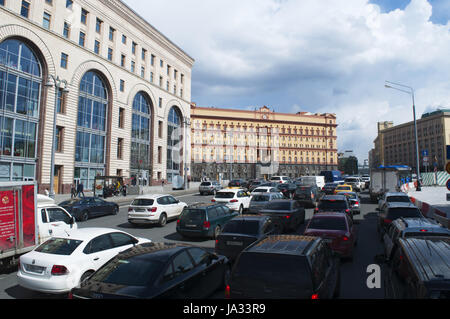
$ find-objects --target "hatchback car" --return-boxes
[259,199,306,233]
[199,181,223,195]
[304,213,357,259]
[176,203,239,239]
[70,243,231,299]
[248,193,284,214]
[60,197,119,222]
[212,189,251,214]
[215,215,278,262]
[293,185,320,207]
[17,228,151,294]
[377,202,424,237]
[227,235,340,299]
[315,195,353,219]
[127,194,187,227]
[251,186,280,194]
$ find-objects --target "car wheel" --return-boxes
[239,205,243,215]
[158,213,167,227]
[80,210,89,222]
[213,225,221,239]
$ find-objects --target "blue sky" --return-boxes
[124,0,450,162]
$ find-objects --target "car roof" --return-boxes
[246,235,320,256]
[398,237,450,282]
[118,242,192,263]
[386,202,418,208]
[135,194,170,199]
[385,192,409,197]
[322,195,347,200]
[312,212,348,218]
[394,218,450,233]
[60,228,129,240]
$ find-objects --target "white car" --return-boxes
[270,176,290,184]
[17,228,151,294]
[212,189,251,214]
[251,186,280,194]
[128,194,187,226]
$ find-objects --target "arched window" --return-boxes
[0,39,41,181]
[130,92,152,186]
[74,71,108,189]
[167,106,182,183]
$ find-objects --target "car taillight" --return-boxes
[285,215,291,219]
[225,285,231,299]
[230,199,238,203]
[384,219,392,224]
[314,207,319,213]
[177,219,180,225]
[68,292,73,299]
[345,209,350,213]
[211,199,216,202]
[147,207,157,213]
[354,201,359,206]
[311,294,319,299]
[420,229,428,232]
[203,221,211,229]
[342,235,349,241]
[51,265,69,276]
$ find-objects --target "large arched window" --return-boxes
[130,92,152,186]
[167,106,182,183]
[0,39,41,181]
[74,71,108,190]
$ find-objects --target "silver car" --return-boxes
[199,181,223,195]
[248,192,284,214]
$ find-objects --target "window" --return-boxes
[79,32,86,47]
[167,65,170,76]
[81,8,88,25]
[21,1,30,18]
[63,22,70,39]
[159,76,163,87]
[181,74,184,84]
[118,107,124,128]
[158,97,162,108]
[158,146,162,163]
[172,251,194,276]
[94,40,100,54]
[160,59,163,67]
[141,49,146,61]
[167,107,182,182]
[188,248,210,266]
[0,0,4,6]
[60,53,68,69]
[107,48,113,61]
[45,0,52,5]
[141,66,145,78]
[110,233,135,248]
[109,27,115,41]
[43,12,51,29]
[95,18,102,33]
[85,234,113,254]
[122,34,127,44]
[166,81,169,91]
[119,80,125,92]
[66,0,73,9]
[57,88,66,114]
[132,42,137,55]
[55,126,63,152]
[120,54,126,67]
[158,120,163,138]
[117,138,123,159]
[150,54,155,66]
[174,69,177,80]
[131,61,135,73]
[150,72,154,83]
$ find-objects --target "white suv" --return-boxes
[212,189,251,214]
[128,194,187,227]
[270,176,290,184]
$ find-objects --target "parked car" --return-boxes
[248,193,284,214]
[322,182,339,195]
[304,213,357,259]
[127,194,187,227]
[248,180,267,192]
[17,228,151,294]
[378,192,412,212]
[60,197,119,222]
[70,243,231,299]
[277,183,298,199]
[259,199,305,233]
[227,235,340,299]
[377,202,424,237]
[215,215,278,262]
[315,195,353,220]
[334,184,353,194]
[212,189,251,214]
[382,217,450,260]
[251,186,280,195]
[199,181,223,195]
[293,185,320,207]
[176,203,239,239]
[341,192,361,215]
[383,237,450,299]
[344,177,363,192]
[270,176,290,184]
[228,179,249,190]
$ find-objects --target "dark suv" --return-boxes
[315,195,352,219]
[377,202,424,237]
[384,237,450,299]
[215,215,278,262]
[294,185,320,207]
[227,235,341,299]
[176,203,239,239]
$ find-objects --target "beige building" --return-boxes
[0,0,194,193]
[371,110,450,171]
[190,104,338,180]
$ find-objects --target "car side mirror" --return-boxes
[69,216,75,228]
[132,238,139,246]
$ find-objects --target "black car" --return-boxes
[258,200,305,233]
[315,195,352,219]
[377,202,424,237]
[228,179,249,190]
[277,183,297,199]
[383,237,450,299]
[70,242,231,299]
[322,183,339,195]
[294,185,320,207]
[215,215,278,262]
[59,197,119,222]
[227,235,340,299]
[248,180,267,192]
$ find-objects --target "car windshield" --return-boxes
[35,238,83,255]
[387,208,422,219]
[229,181,242,186]
[216,192,235,199]
[253,189,268,193]
[132,199,154,206]
[200,182,211,186]
[343,193,357,200]
[222,220,260,235]
[181,209,206,221]
[90,256,164,287]
[251,195,270,202]
[296,187,312,193]
[308,217,347,231]
[271,177,281,180]
[319,200,348,210]
[265,202,291,210]
[387,196,411,203]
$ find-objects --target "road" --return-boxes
[0,191,385,299]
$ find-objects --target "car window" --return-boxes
[252,195,270,202]
[132,198,154,206]
[180,209,206,221]
[162,262,175,282]
[387,208,422,219]
[110,232,136,248]
[40,208,48,223]
[265,201,291,210]
[387,196,411,203]
[308,217,347,231]
[157,196,169,205]
[188,248,210,266]
[35,238,83,255]
[167,196,178,204]
[310,246,326,289]
[200,182,211,186]
[222,220,260,235]
[319,200,348,210]
[216,192,235,199]
[85,234,114,254]
[94,198,105,204]
[172,251,195,276]
[208,208,218,220]
[47,208,71,223]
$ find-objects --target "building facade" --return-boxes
[371,110,450,172]
[0,0,194,193]
[190,104,338,181]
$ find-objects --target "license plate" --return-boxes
[24,264,45,274]
[226,241,243,246]
[134,208,146,212]
[185,224,197,228]
[323,239,333,244]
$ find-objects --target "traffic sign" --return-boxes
[422,150,429,157]
[447,178,450,191]
[423,156,428,162]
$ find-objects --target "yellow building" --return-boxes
[190,104,338,180]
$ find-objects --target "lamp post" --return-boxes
[384,81,421,191]
[45,75,69,198]
[183,116,191,190]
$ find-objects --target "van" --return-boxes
[298,176,325,189]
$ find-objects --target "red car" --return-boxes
[304,212,357,259]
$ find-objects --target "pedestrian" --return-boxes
[77,182,85,198]
[70,184,76,199]
[161,180,165,191]
[122,184,127,197]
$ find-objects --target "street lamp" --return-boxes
[384,80,421,191]
[45,75,69,198]
[183,116,191,190]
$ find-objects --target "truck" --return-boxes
[0,182,76,268]
[369,166,412,202]
[320,170,344,184]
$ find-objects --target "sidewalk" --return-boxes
[406,186,450,229]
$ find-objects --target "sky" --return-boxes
[123,0,450,163]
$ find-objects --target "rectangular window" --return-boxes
[166,81,169,91]
[151,54,155,66]
[95,18,102,33]
[117,138,123,159]
[159,97,162,108]
[63,22,70,38]
[55,126,63,152]
[57,88,66,114]
[109,27,115,41]
[131,61,135,73]
[0,0,4,6]
[132,42,137,55]
[141,49,146,61]
[60,53,68,69]
[160,59,163,67]
[119,80,125,92]
[45,0,52,5]
[43,12,51,29]
[167,65,170,76]
[81,8,88,25]
[174,69,177,80]
[181,74,184,84]
[21,1,30,18]
[118,107,124,128]
[107,48,113,61]
[79,32,86,47]
[158,146,162,164]
[180,88,183,98]
[159,76,163,87]
[150,72,154,83]
[94,40,100,54]
[173,85,176,94]
[158,120,163,138]
[120,54,126,67]
[141,66,145,78]
[122,34,127,44]
[66,0,73,9]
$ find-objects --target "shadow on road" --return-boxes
[5,285,66,299]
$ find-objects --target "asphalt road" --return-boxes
[0,191,385,299]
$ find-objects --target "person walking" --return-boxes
[77,182,85,198]
[71,184,76,199]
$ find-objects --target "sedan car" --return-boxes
[322,183,339,195]
[341,192,361,215]
[315,195,353,220]
[17,228,151,294]
[259,199,306,233]
[70,243,231,299]
[59,197,119,222]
